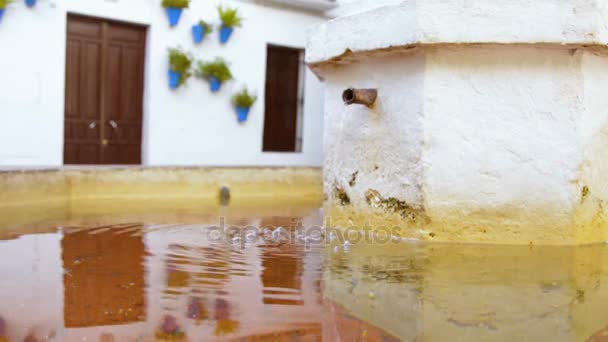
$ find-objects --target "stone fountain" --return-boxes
[307,0,608,244]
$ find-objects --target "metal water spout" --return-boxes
[342,88,378,107]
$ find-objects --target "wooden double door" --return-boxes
[64,15,146,165]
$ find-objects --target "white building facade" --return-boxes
[0,0,336,167]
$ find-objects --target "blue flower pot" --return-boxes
[209,77,222,92]
[0,8,5,22]
[25,0,36,7]
[169,69,182,89]
[192,24,206,44]
[165,7,183,27]
[219,26,233,44]
[236,106,250,123]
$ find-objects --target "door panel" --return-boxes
[64,18,103,165]
[103,22,145,165]
[81,43,102,121]
[263,45,303,152]
[67,17,102,38]
[64,15,146,165]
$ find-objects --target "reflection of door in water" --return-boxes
[260,217,304,306]
[64,14,146,165]
[62,225,145,327]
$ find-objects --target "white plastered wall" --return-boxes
[0,0,325,166]
[318,44,608,243]
[321,50,426,209]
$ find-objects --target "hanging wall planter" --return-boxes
[231,88,257,123]
[162,0,190,27]
[192,20,212,44]
[196,58,233,93]
[217,5,242,44]
[209,77,222,92]
[168,48,192,89]
[192,25,204,43]
[168,70,182,89]
[166,8,183,27]
[219,26,233,44]
[0,0,12,22]
[25,0,35,7]
[236,106,250,123]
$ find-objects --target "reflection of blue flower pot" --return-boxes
[25,0,36,7]
[192,25,206,44]
[165,7,183,27]
[236,106,250,123]
[219,26,233,44]
[169,69,181,89]
[209,77,222,92]
[0,8,5,22]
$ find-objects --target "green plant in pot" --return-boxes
[192,19,213,44]
[232,87,257,123]
[162,0,190,27]
[168,48,192,89]
[217,5,242,44]
[196,58,233,92]
[0,0,14,22]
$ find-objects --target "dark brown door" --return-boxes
[262,45,303,152]
[64,15,146,165]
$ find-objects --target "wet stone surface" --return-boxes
[0,206,608,341]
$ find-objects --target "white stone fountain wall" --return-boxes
[322,50,426,210]
[423,45,584,237]
[319,44,608,243]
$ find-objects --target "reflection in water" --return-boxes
[156,315,185,340]
[324,242,608,341]
[260,217,305,307]
[213,298,240,336]
[0,318,5,342]
[4,208,608,340]
[62,224,146,328]
[186,297,208,321]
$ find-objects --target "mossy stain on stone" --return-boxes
[365,189,428,223]
[334,186,351,206]
[348,171,358,187]
[582,185,590,202]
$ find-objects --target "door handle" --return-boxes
[108,120,118,129]
[89,121,97,129]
